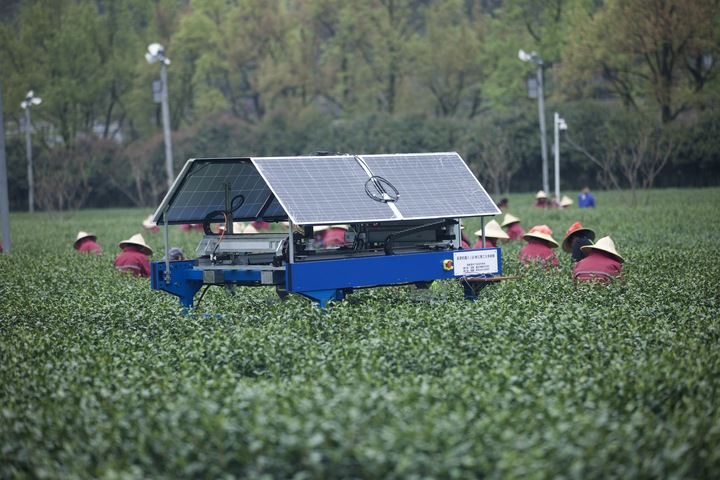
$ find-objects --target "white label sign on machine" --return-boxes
[453,249,499,275]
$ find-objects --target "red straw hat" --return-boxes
[523,224,559,248]
[562,222,596,253]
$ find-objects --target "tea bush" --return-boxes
[1,188,719,478]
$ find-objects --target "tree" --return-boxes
[562,0,720,122]
[564,112,676,207]
[409,0,486,117]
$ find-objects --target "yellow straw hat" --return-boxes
[118,233,153,256]
[580,236,624,262]
[73,231,96,249]
[474,220,509,240]
[560,195,573,207]
[535,190,548,199]
[501,213,521,228]
[523,224,559,248]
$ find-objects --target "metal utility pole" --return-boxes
[21,90,41,213]
[0,77,11,252]
[145,43,174,188]
[553,112,567,202]
[519,50,549,196]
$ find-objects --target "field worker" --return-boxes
[562,222,596,263]
[496,198,509,211]
[250,220,270,230]
[73,231,103,255]
[578,186,596,208]
[500,213,525,241]
[314,225,350,248]
[180,223,203,232]
[114,233,153,277]
[534,190,549,208]
[474,219,509,248]
[559,195,573,209]
[142,215,159,233]
[519,225,559,267]
[460,225,471,249]
[573,236,624,285]
[160,247,187,262]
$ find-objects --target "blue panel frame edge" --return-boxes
[151,248,502,308]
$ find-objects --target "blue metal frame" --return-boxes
[151,248,502,308]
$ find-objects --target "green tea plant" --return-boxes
[1,188,719,479]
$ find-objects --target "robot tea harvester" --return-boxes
[150,152,508,307]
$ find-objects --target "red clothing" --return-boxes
[114,245,151,277]
[180,224,203,231]
[251,220,270,230]
[322,228,349,247]
[76,237,103,255]
[504,223,525,241]
[573,251,623,284]
[473,238,497,249]
[519,239,558,267]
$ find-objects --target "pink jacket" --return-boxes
[573,251,623,284]
[76,238,103,255]
[114,245,151,277]
[519,239,558,267]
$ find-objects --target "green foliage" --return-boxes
[1,189,720,477]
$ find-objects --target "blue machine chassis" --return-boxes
[151,248,502,308]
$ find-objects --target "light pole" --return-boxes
[145,43,174,189]
[519,49,549,196]
[0,77,11,252]
[553,112,567,202]
[20,90,41,212]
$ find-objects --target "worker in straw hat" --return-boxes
[562,221,596,263]
[314,225,350,248]
[500,213,525,241]
[73,231,103,255]
[474,219,509,248]
[534,190,549,208]
[559,195,573,209]
[573,236,624,285]
[142,214,159,233]
[114,233,153,277]
[519,224,559,267]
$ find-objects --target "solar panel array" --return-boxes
[154,153,500,225]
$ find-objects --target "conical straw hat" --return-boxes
[474,220,509,240]
[118,233,153,256]
[559,195,573,207]
[535,190,548,199]
[142,215,156,229]
[74,231,96,249]
[580,236,623,262]
[501,213,520,228]
[314,224,349,233]
[523,224,559,248]
[561,221,596,252]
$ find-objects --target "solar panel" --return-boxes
[253,152,499,224]
[152,158,286,225]
[153,153,500,226]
